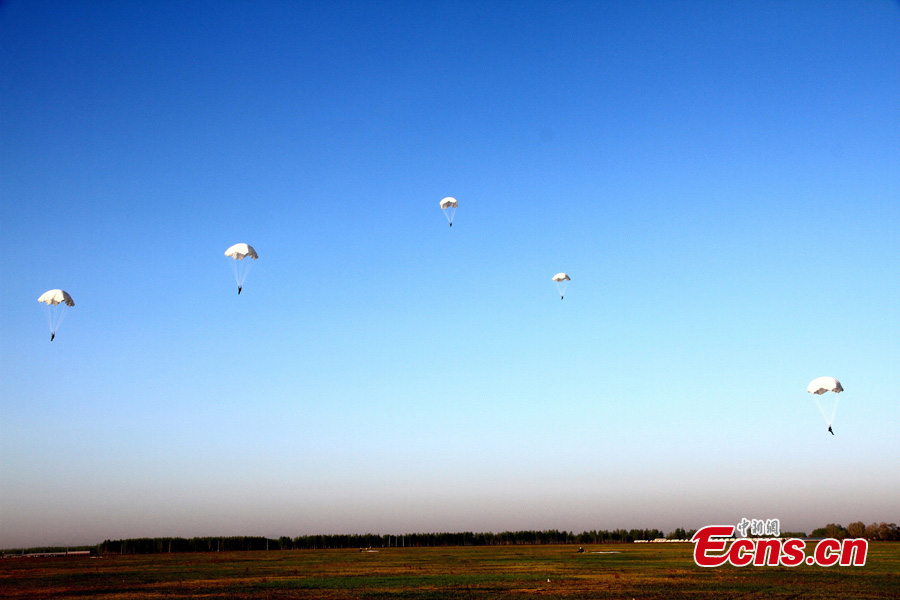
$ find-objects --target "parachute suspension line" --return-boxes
[236,260,243,286]
[46,304,67,335]
[231,259,253,288]
[816,394,841,427]
[240,260,253,287]
[829,394,842,425]
[55,305,67,333]
[816,394,831,425]
[813,391,842,427]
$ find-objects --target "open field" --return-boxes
[1,543,898,599]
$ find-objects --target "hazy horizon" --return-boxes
[2,0,898,550]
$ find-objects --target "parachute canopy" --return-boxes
[807,376,843,395]
[440,197,457,226]
[807,376,843,428]
[551,273,570,282]
[224,243,258,260]
[38,289,74,307]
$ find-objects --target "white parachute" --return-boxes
[807,376,843,430]
[38,289,74,341]
[224,243,258,294]
[440,197,458,227]
[552,273,571,299]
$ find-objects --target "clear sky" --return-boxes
[1,1,898,549]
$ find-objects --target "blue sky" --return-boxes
[1,0,898,548]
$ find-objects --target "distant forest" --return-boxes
[4,522,898,556]
[96,529,667,555]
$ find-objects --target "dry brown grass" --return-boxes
[1,542,897,599]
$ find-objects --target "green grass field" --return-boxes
[1,543,897,599]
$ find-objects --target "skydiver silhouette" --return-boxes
[51,333,55,341]
[238,286,242,295]
[828,425,834,435]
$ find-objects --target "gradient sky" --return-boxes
[1,0,899,549]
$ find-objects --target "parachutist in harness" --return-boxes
[50,333,55,342]
[828,425,834,435]
[238,286,242,295]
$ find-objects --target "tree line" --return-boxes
[811,522,900,541]
[96,528,667,554]
[90,522,900,555]
[6,522,897,556]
